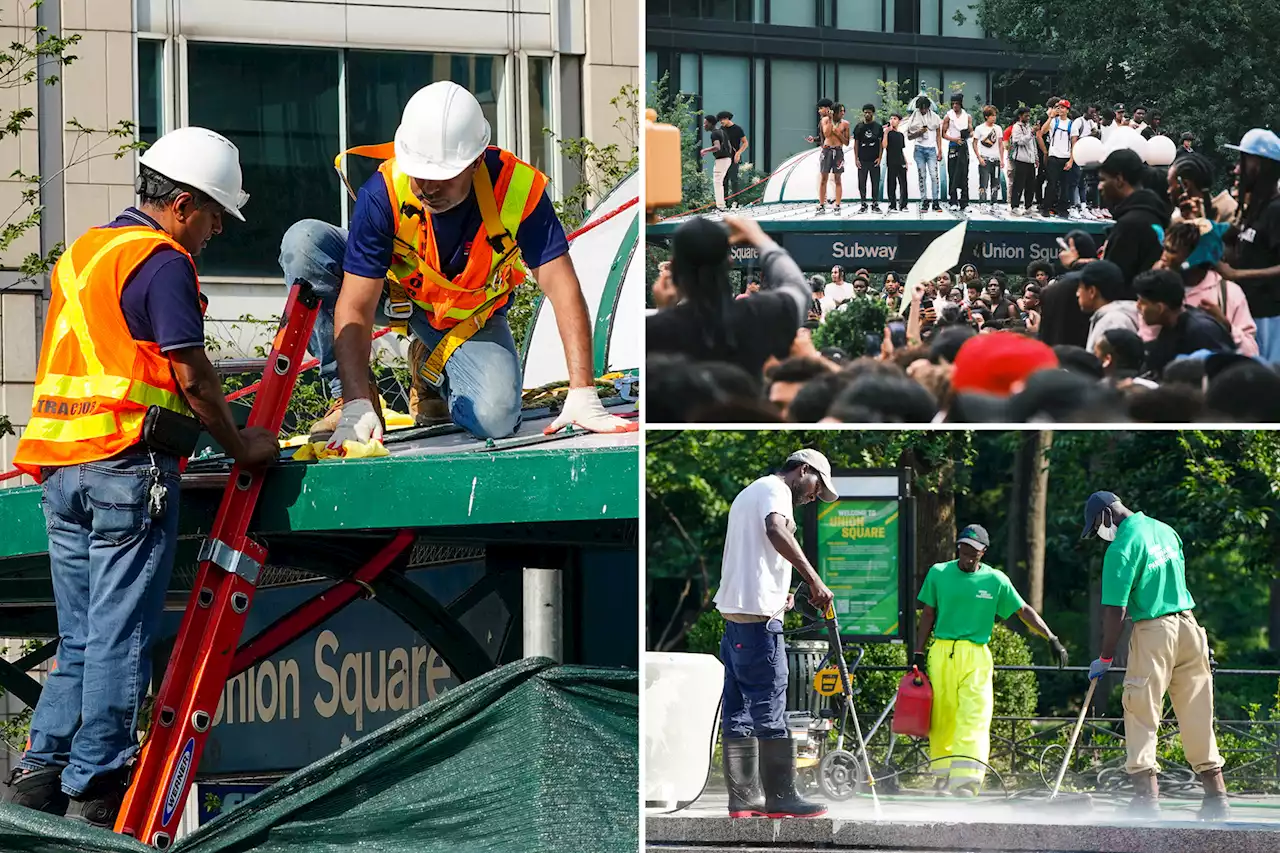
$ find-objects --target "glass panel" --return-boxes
[885,0,896,31]
[701,54,750,172]
[942,68,989,113]
[187,43,340,277]
[345,51,504,194]
[647,0,672,16]
[736,0,752,21]
[137,39,163,145]
[917,67,942,100]
[771,0,815,26]
[819,0,835,27]
[941,0,984,37]
[527,56,554,176]
[705,0,735,20]
[769,59,817,170]
[837,0,880,30]
[894,0,917,32]
[646,51,659,90]
[838,64,883,113]
[754,58,766,165]
[920,0,940,34]
[821,62,836,101]
[679,52,700,96]
[753,0,766,22]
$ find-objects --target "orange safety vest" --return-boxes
[334,144,548,381]
[12,227,199,482]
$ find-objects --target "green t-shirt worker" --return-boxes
[1081,491,1228,820]
[913,524,1066,797]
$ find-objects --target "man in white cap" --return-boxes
[280,81,634,447]
[714,449,836,820]
[3,127,279,826]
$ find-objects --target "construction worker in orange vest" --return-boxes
[1,127,279,827]
[279,81,636,449]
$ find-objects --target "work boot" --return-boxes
[408,338,450,426]
[950,781,980,798]
[1127,770,1160,817]
[1198,767,1230,821]
[759,737,827,818]
[0,766,69,817]
[66,768,130,828]
[722,737,766,818]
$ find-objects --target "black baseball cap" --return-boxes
[1181,131,1196,142]
[957,524,990,551]
[1081,491,1119,539]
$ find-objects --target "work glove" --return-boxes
[911,651,927,673]
[326,398,384,453]
[1087,657,1113,681]
[544,387,638,435]
[1048,636,1068,670]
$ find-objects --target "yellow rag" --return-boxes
[291,439,390,461]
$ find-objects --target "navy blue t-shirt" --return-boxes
[105,208,206,352]
[344,148,569,305]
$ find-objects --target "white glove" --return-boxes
[326,398,384,451]
[543,387,638,435]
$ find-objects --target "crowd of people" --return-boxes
[648,127,1280,423]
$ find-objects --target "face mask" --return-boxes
[1098,519,1118,542]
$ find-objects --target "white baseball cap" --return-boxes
[786,449,838,502]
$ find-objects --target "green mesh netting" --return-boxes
[0,658,637,853]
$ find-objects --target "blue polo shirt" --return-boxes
[343,148,569,314]
[105,208,206,352]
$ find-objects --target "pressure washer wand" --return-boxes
[824,603,882,814]
[1049,678,1097,800]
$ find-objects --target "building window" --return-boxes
[187,43,341,278]
[920,0,940,35]
[769,59,817,170]
[137,39,163,145]
[771,0,816,27]
[894,0,918,33]
[648,0,672,16]
[527,56,554,176]
[941,0,984,37]
[839,64,883,110]
[838,0,882,31]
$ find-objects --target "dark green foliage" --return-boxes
[811,298,889,358]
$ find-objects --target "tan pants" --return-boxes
[713,158,731,208]
[1123,611,1222,774]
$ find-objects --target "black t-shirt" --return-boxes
[1144,307,1236,375]
[1232,197,1280,318]
[854,121,883,163]
[710,127,731,159]
[722,123,746,158]
[885,130,906,165]
[647,292,802,379]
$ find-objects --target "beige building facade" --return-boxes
[0,0,638,486]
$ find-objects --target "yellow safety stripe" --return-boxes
[417,293,508,385]
[473,164,515,255]
[34,374,189,415]
[500,164,537,234]
[24,410,146,444]
[47,231,170,377]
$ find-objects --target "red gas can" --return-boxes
[891,666,933,738]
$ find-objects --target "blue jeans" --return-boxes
[720,619,788,740]
[914,145,939,201]
[279,219,523,439]
[20,450,181,796]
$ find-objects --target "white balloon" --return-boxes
[1129,135,1150,162]
[1073,135,1105,168]
[1145,135,1177,166]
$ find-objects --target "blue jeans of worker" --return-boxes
[720,619,788,740]
[19,450,181,797]
[914,145,939,201]
[278,219,523,439]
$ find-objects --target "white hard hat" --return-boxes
[139,126,249,221]
[394,81,491,181]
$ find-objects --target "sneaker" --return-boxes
[1,766,69,817]
[859,203,869,213]
[871,204,882,213]
[833,204,842,214]
[816,204,826,213]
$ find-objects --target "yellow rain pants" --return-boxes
[927,638,995,791]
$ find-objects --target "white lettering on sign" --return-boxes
[975,242,1058,262]
[832,241,897,261]
[730,246,760,262]
[212,629,455,733]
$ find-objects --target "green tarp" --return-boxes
[0,658,637,852]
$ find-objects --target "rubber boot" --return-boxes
[1198,767,1230,821]
[408,338,451,426]
[1128,770,1160,817]
[759,737,827,819]
[0,766,69,817]
[722,737,766,818]
[66,768,130,829]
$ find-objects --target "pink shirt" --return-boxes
[1137,269,1258,357]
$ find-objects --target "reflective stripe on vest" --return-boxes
[12,226,197,478]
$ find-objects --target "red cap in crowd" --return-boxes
[1059,100,1072,108]
[951,332,1059,397]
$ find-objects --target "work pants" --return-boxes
[20,450,181,796]
[1123,611,1223,775]
[857,159,881,203]
[927,639,994,790]
[713,158,732,209]
[1011,162,1036,209]
[279,219,523,439]
[914,145,939,200]
[886,162,908,207]
[947,144,970,206]
[721,619,788,740]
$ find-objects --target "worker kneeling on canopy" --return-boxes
[2,128,279,827]
[913,524,1067,797]
[280,81,635,448]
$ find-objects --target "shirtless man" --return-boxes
[812,101,850,213]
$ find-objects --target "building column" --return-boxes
[523,567,563,662]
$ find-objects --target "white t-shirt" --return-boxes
[1072,116,1097,141]
[973,123,1002,160]
[714,475,796,617]
[824,280,854,306]
[943,109,972,142]
[905,110,942,149]
[1046,117,1076,159]
[1100,123,1118,145]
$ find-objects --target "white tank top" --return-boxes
[944,110,971,142]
